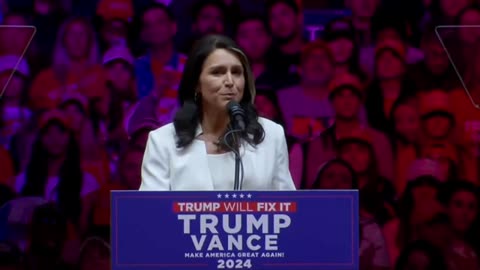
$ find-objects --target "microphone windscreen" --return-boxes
[227,100,239,111]
[226,101,244,116]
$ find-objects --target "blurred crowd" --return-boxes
[1,0,480,269]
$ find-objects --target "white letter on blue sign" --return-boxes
[223,214,242,234]
[273,215,291,234]
[246,215,268,234]
[246,235,261,251]
[228,235,242,250]
[200,215,219,233]
[208,235,224,251]
[265,235,278,251]
[178,215,196,234]
[191,235,207,251]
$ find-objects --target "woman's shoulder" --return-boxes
[258,117,285,139]
[146,123,178,148]
[149,123,177,137]
[258,117,283,131]
[257,118,291,151]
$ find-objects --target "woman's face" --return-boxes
[106,61,133,92]
[447,190,478,234]
[394,103,420,143]
[459,9,480,44]
[328,38,354,64]
[317,163,354,189]
[376,51,405,79]
[198,48,245,111]
[340,142,371,177]
[41,123,70,157]
[254,95,278,120]
[64,21,90,60]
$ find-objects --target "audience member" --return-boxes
[29,17,108,111]
[305,73,393,187]
[277,40,335,139]
[266,0,304,77]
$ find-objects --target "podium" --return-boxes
[111,190,359,270]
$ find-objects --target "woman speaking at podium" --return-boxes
[139,35,295,191]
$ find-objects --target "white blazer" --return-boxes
[139,117,296,191]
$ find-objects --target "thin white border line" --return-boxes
[436,25,480,28]
[0,25,37,99]
[435,25,480,109]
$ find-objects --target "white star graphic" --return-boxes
[225,194,230,199]
[217,194,222,198]
[247,194,252,198]
[232,194,237,198]
[239,194,245,198]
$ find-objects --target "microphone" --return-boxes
[225,101,245,191]
[226,101,246,131]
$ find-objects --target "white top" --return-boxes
[14,172,99,201]
[207,153,235,190]
[139,117,296,191]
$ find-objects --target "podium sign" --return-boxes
[111,191,359,270]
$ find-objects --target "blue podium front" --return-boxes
[111,190,359,270]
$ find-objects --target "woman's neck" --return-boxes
[201,106,230,138]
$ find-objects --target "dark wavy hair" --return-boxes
[22,120,83,225]
[174,34,265,149]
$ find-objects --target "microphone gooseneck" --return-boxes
[225,101,245,191]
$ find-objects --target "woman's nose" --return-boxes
[224,72,234,86]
